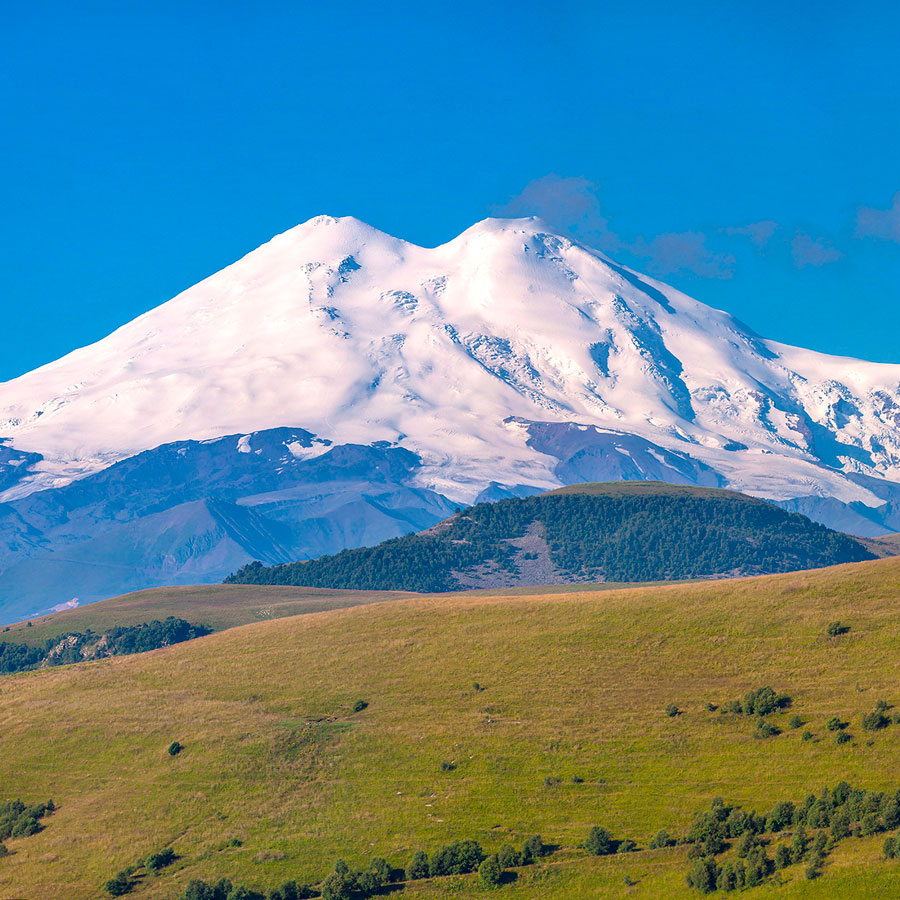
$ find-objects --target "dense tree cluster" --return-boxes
[685,782,900,892]
[0,798,53,852]
[0,618,211,675]
[225,492,871,591]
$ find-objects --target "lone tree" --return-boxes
[585,825,614,856]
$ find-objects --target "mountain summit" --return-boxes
[1,216,899,617]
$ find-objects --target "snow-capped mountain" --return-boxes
[1,215,899,620]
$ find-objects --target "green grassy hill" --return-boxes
[225,482,876,591]
[3,558,900,898]
[2,584,413,646]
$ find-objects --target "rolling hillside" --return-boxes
[226,483,876,591]
[2,558,900,898]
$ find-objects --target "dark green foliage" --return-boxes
[687,856,719,893]
[521,834,547,862]
[585,825,615,856]
[320,860,355,900]
[884,835,898,859]
[826,621,850,637]
[145,847,176,871]
[791,824,808,862]
[267,883,315,900]
[105,872,135,896]
[774,844,792,869]
[497,844,521,868]
[754,717,780,738]
[826,716,844,731]
[649,829,674,849]
[802,729,814,741]
[224,491,873,590]
[789,714,803,729]
[406,850,429,880]
[429,840,484,876]
[835,730,851,744]
[0,798,52,842]
[478,854,503,887]
[862,709,890,731]
[618,839,637,853]
[666,704,680,717]
[353,699,368,713]
[0,618,211,675]
[730,686,789,718]
[168,741,183,756]
[766,801,795,832]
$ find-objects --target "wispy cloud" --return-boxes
[491,174,620,250]
[630,231,736,279]
[791,232,843,268]
[856,192,900,242]
[721,221,779,247]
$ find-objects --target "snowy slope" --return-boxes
[2,215,899,511]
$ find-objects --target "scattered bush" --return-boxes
[585,826,614,856]
[618,839,637,853]
[497,844,521,868]
[835,731,851,745]
[826,716,844,732]
[884,835,898,859]
[429,840,484,876]
[774,844,791,869]
[789,715,803,729]
[826,621,849,637]
[478,854,503,887]
[649,829,674,849]
[521,834,547,862]
[104,872,135,896]
[862,709,890,731]
[802,729,814,741]
[406,850,429,880]
[168,741,183,756]
[353,700,368,713]
[666,704,680,717]
[440,760,456,772]
[754,718,780,739]
[146,847,176,871]
[686,856,719,893]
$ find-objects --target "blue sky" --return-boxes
[2,0,899,380]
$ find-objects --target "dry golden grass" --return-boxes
[3,558,900,898]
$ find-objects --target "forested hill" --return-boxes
[225,482,876,592]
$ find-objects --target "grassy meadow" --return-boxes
[3,558,900,898]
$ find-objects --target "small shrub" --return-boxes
[649,829,674,849]
[440,760,456,772]
[754,717,780,738]
[585,825,614,856]
[105,872,135,896]
[618,838,637,853]
[167,741,183,756]
[862,710,890,731]
[666,704,680,718]
[774,844,791,869]
[826,621,849,637]
[687,856,719,893]
[478,854,503,887]
[521,834,547,862]
[472,682,485,692]
[706,701,717,712]
[884,835,898,859]
[805,859,821,880]
[353,699,368,713]
[825,716,844,732]
[406,850,429,880]
[802,729,814,741]
[789,715,803,729]
[497,844,521,867]
[146,847,176,871]
[836,731,851,745]
[572,775,584,783]
[0,842,7,859]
